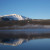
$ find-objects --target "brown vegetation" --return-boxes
[0,19,50,27]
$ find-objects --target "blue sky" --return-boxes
[0,0,50,19]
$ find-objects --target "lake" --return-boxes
[0,28,50,50]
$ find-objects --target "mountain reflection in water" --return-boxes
[0,29,50,46]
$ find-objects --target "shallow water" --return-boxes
[0,28,50,50]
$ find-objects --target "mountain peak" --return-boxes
[0,14,29,21]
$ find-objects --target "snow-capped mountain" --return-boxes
[0,14,29,21]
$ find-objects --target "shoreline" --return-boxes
[0,24,50,30]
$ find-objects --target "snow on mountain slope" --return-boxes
[0,14,29,21]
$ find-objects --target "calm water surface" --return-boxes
[0,28,50,50]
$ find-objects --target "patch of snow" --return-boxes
[1,14,29,20]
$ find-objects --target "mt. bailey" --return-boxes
[0,14,29,21]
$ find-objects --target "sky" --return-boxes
[0,0,50,19]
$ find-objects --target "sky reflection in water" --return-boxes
[0,29,50,50]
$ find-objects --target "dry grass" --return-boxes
[0,19,50,27]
